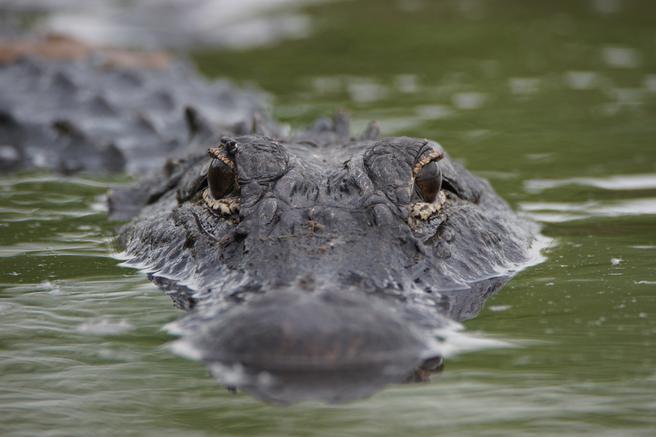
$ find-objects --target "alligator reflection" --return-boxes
[163,276,508,404]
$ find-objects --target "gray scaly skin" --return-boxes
[110,114,538,404]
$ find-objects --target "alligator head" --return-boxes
[110,116,538,403]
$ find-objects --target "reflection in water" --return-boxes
[522,173,656,223]
[564,71,600,90]
[601,46,641,69]
[165,276,522,404]
[522,198,656,223]
[525,174,656,192]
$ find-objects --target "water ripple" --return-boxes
[525,174,656,193]
[521,198,656,223]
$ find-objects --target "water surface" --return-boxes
[2,0,656,435]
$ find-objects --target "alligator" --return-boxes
[1,36,541,404]
[110,113,539,403]
[0,35,268,174]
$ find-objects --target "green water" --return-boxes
[2,0,656,435]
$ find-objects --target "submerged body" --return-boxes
[0,35,267,174]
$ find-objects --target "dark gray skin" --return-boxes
[0,40,268,174]
[111,115,538,404]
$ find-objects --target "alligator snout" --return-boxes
[174,288,440,403]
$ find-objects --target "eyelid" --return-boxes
[208,147,235,169]
[208,147,221,159]
[412,149,444,177]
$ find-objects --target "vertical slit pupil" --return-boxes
[415,161,442,203]
[208,158,235,199]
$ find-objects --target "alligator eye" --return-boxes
[415,161,442,203]
[208,158,235,199]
